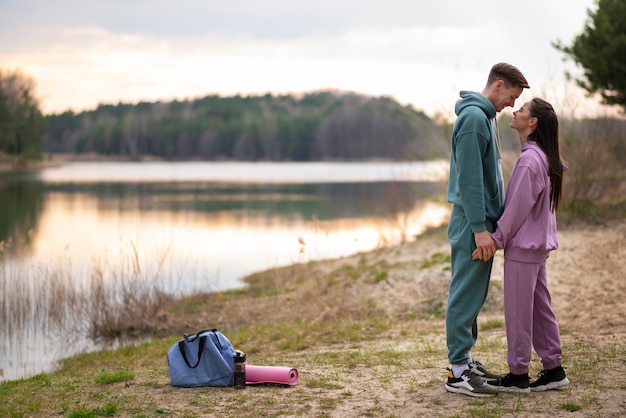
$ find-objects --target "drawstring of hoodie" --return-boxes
[492,117,505,208]
[492,118,503,159]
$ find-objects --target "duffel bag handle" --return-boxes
[178,335,207,368]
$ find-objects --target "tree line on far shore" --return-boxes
[42,91,449,161]
[1,69,451,163]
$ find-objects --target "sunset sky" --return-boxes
[0,0,602,117]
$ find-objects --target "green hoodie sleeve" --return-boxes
[449,107,491,232]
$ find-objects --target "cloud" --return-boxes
[0,0,603,116]
[3,0,592,38]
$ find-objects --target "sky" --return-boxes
[0,0,604,118]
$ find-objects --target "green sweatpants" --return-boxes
[446,205,494,365]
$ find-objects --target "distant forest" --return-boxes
[43,91,449,161]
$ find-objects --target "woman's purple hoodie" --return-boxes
[492,141,558,263]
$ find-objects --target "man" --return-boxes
[444,62,530,397]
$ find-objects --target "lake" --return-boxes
[0,160,450,382]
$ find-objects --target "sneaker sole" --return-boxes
[530,377,570,392]
[444,383,497,398]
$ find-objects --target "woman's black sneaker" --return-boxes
[530,366,570,391]
[487,372,530,393]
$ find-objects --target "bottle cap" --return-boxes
[233,350,246,362]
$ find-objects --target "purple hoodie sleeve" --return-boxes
[492,158,545,249]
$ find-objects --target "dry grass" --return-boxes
[560,117,626,208]
[1,221,625,417]
[0,243,174,344]
[501,116,626,221]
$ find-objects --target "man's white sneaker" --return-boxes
[469,360,502,380]
[444,368,498,398]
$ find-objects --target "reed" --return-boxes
[0,242,175,344]
[533,79,626,219]
[560,117,626,208]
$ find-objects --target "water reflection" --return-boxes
[27,181,448,292]
[0,161,450,382]
[0,179,44,257]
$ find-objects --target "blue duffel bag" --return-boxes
[167,329,235,387]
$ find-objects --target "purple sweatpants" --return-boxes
[504,259,563,375]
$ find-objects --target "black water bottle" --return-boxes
[233,350,246,389]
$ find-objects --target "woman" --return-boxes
[474,98,569,393]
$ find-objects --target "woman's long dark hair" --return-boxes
[529,98,563,212]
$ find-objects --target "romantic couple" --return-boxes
[444,62,569,397]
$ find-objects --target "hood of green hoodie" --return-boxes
[455,91,496,119]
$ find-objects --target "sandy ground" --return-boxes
[100,219,626,417]
[297,219,626,417]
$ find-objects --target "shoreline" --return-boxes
[0,219,624,416]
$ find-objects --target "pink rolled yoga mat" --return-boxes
[245,365,299,385]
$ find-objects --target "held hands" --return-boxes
[472,230,497,262]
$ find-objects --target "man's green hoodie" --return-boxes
[447,91,504,232]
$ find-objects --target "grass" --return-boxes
[1,321,623,418]
[94,369,135,385]
[1,222,625,417]
[66,403,117,418]
[480,319,504,331]
[561,402,583,412]
[420,251,450,269]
